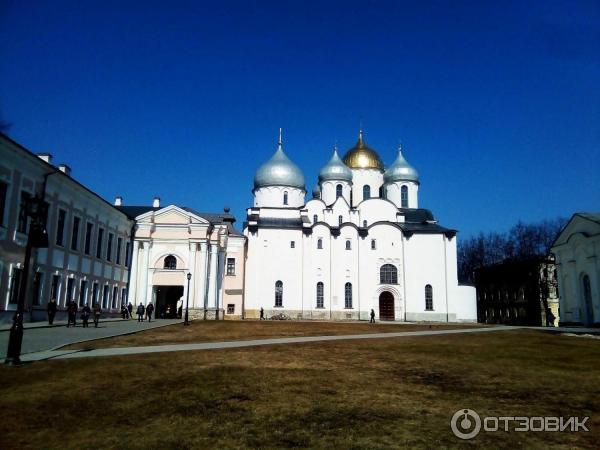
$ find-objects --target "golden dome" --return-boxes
[342,130,384,170]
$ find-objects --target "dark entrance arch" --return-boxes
[379,291,395,321]
[154,285,184,319]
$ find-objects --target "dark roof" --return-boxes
[116,205,243,236]
[399,208,435,223]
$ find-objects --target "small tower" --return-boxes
[253,129,305,208]
[318,145,352,205]
[342,129,385,206]
[384,144,419,208]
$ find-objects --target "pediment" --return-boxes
[135,205,210,225]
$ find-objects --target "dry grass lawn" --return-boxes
[1,330,599,449]
[63,320,482,350]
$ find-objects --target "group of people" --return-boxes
[48,299,102,328]
[135,302,155,322]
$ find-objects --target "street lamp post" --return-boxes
[5,196,48,365]
[184,272,191,326]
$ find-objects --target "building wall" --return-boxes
[0,135,133,323]
[222,235,245,319]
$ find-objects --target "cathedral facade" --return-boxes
[244,130,477,322]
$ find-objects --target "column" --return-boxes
[207,244,219,309]
[196,242,208,309]
[140,241,151,305]
[128,240,140,304]
[188,242,197,308]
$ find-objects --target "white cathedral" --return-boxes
[243,130,477,322]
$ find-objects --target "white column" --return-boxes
[140,241,151,305]
[128,240,140,304]
[188,242,197,307]
[196,242,208,309]
[207,244,219,309]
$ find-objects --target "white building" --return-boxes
[119,202,245,320]
[552,213,600,326]
[243,130,477,322]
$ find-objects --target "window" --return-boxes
[79,280,87,306]
[290,241,295,248]
[371,239,376,250]
[363,185,370,201]
[283,191,288,205]
[92,282,99,306]
[17,191,31,234]
[164,255,177,270]
[363,220,367,227]
[106,233,114,261]
[84,222,93,254]
[125,242,131,267]
[116,237,123,264]
[51,275,61,303]
[227,304,235,314]
[0,181,7,227]
[66,277,75,303]
[102,285,110,309]
[316,282,324,308]
[227,258,236,275]
[336,184,343,198]
[96,228,104,258]
[8,267,22,304]
[112,286,118,308]
[275,280,283,307]
[317,238,323,249]
[345,240,351,250]
[380,264,398,284]
[338,215,343,226]
[378,186,384,198]
[313,214,318,223]
[425,284,433,310]
[56,209,66,246]
[32,272,43,306]
[345,282,352,308]
[71,216,80,251]
[401,186,408,208]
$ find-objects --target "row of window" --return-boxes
[163,255,238,276]
[311,238,377,250]
[7,268,127,309]
[274,281,434,311]
[325,183,409,207]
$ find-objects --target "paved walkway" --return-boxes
[0,318,182,355]
[21,325,520,362]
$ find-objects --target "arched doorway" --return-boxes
[582,274,594,325]
[379,291,395,321]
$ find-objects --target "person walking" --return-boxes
[146,302,154,322]
[47,298,57,325]
[66,300,78,327]
[260,307,265,320]
[121,304,128,319]
[137,303,145,322]
[93,302,101,328]
[127,302,133,320]
[370,308,376,324]
[81,304,91,328]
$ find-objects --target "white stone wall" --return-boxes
[385,181,419,209]
[350,169,384,206]
[320,180,351,206]
[253,186,305,208]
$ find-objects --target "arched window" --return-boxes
[336,184,343,198]
[283,191,288,205]
[345,282,352,308]
[401,186,408,208]
[363,185,371,200]
[275,281,283,307]
[363,220,367,227]
[371,239,376,250]
[316,282,324,308]
[338,215,343,226]
[164,255,177,270]
[378,186,384,198]
[317,238,323,249]
[345,240,351,250]
[380,264,398,284]
[313,214,318,223]
[425,284,433,310]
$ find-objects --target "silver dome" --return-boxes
[253,131,305,190]
[318,148,352,182]
[384,146,419,183]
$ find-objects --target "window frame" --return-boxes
[316,282,324,308]
[401,185,409,208]
[363,185,371,201]
[336,184,343,198]
[226,258,236,276]
[71,216,81,251]
[380,264,398,284]
[345,282,353,309]
[425,284,433,311]
[275,280,283,307]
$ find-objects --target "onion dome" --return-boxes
[253,129,305,190]
[312,184,321,198]
[384,145,419,183]
[318,147,352,182]
[342,129,384,170]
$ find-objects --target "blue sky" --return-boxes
[1,0,598,237]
